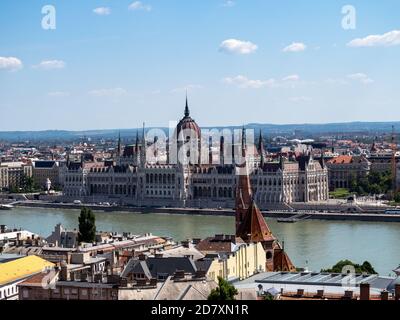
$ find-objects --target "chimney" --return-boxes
[59,263,69,281]
[195,270,206,279]
[395,284,400,301]
[360,283,370,301]
[138,254,147,261]
[344,290,354,300]
[181,240,189,248]
[174,270,185,280]
[380,290,389,301]
[192,238,201,245]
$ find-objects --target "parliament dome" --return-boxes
[176,96,201,140]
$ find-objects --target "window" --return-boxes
[81,289,88,296]
[22,289,29,299]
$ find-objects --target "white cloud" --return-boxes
[129,1,152,11]
[0,56,23,71]
[283,42,307,52]
[223,74,307,89]
[282,74,300,82]
[347,73,374,84]
[171,84,203,93]
[222,1,235,7]
[93,7,111,16]
[219,39,258,55]
[347,30,400,47]
[223,75,275,89]
[47,91,70,97]
[88,88,127,97]
[33,60,66,70]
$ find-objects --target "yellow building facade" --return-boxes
[205,242,266,282]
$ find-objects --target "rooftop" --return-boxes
[233,271,395,293]
[0,255,54,286]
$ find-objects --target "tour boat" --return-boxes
[0,204,13,210]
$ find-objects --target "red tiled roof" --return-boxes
[196,237,233,253]
[237,201,276,243]
[328,155,353,164]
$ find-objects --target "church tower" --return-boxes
[235,128,296,272]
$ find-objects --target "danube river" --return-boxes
[1,207,400,275]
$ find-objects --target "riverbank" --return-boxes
[12,201,400,223]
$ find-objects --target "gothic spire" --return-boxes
[259,129,265,167]
[117,132,121,155]
[184,91,190,117]
[140,123,146,167]
[135,130,139,152]
[241,126,246,158]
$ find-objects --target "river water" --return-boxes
[1,207,399,276]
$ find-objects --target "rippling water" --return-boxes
[1,207,399,275]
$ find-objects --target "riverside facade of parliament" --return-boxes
[62,98,329,209]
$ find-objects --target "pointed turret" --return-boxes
[220,136,225,166]
[117,132,122,156]
[140,123,146,167]
[135,130,139,153]
[320,151,326,169]
[258,129,265,167]
[184,91,190,117]
[208,137,213,165]
[241,126,246,158]
[279,155,285,170]
[134,130,140,166]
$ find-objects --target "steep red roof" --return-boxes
[236,200,276,243]
[273,248,296,272]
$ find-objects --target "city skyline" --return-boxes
[1,0,400,131]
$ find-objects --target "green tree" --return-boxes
[208,277,238,301]
[349,174,358,193]
[321,260,377,274]
[394,192,400,203]
[347,171,393,196]
[22,175,39,193]
[78,207,96,243]
[360,261,376,275]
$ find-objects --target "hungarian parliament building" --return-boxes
[62,99,329,209]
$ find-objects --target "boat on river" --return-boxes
[0,204,14,210]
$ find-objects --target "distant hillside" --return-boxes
[0,121,399,142]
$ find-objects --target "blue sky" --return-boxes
[0,0,399,131]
